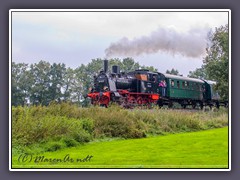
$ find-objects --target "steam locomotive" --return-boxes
[87,60,227,109]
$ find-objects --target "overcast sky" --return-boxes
[11,10,229,76]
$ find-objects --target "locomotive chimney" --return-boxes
[103,59,108,73]
[112,65,120,74]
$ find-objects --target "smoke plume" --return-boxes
[105,27,208,58]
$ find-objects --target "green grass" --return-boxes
[12,127,228,169]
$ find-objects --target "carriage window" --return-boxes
[190,83,193,90]
[177,81,180,88]
[197,84,201,91]
[182,82,185,89]
[186,82,189,88]
[171,80,174,87]
[195,83,198,90]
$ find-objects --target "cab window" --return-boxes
[135,74,148,81]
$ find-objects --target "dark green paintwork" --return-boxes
[162,74,204,100]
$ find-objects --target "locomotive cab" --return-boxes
[134,70,160,94]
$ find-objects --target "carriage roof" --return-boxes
[162,73,205,84]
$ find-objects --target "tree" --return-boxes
[140,65,158,72]
[62,67,75,101]
[30,61,51,105]
[48,63,66,102]
[188,67,207,79]
[108,57,141,72]
[12,62,32,106]
[121,57,140,72]
[203,24,229,100]
[166,68,180,75]
[70,64,88,104]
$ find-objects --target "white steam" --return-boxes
[105,27,208,58]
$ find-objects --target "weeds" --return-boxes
[12,103,228,154]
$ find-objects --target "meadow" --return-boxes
[11,103,229,168]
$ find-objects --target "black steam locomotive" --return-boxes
[87,60,227,109]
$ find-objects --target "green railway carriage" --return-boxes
[158,73,206,108]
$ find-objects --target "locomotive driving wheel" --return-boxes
[118,96,128,108]
[143,97,152,109]
[92,95,100,106]
[168,101,173,108]
[192,102,196,109]
[136,97,143,107]
[99,95,110,108]
[128,96,137,108]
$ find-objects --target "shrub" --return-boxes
[45,141,66,152]
[12,102,228,153]
[12,105,93,146]
[72,131,92,143]
[61,137,79,147]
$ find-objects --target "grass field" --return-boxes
[12,127,228,169]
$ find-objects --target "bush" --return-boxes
[12,103,228,153]
[72,131,92,143]
[12,105,93,146]
[61,137,79,147]
[44,141,66,152]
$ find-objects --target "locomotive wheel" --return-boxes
[209,104,213,110]
[192,102,196,109]
[128,96,137,108]
[181,104,186,109]
[92,101,99,106]
[224,102,228,108]
[99,95,109,107]
[142,98,151,109]
[168,102,173,108]
[110,93,116,102]
[92,95,100,106]
[136,97,143,107]
[100,104,108,108]
[119,97,127,108]
[157,99,164,108]
[158,103,163,108]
